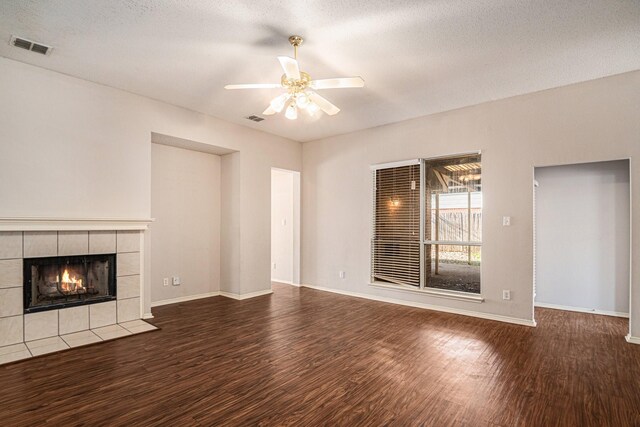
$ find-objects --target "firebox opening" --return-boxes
[23,253,117,314]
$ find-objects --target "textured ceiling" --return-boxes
[0,1,639,142]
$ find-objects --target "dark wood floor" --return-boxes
[1,283,639,426]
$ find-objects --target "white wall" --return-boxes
[271,169,294,283]
[535,161,630,315]
[151,143,221,303]
[292,172,301,285]
[2,55,639,334]
[302,71,640,334]
[0,57,302,314]
[220,152,241,294]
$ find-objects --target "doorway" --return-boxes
[534,160,631,322]
[271,168,301,286]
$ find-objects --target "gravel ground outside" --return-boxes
[428,257,481,293]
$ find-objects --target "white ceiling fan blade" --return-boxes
[310,77,365,90]
[277,56,301,80]
[308,92,340,116]
[263,105,276,115]
[224,83,282,90]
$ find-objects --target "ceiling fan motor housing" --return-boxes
[282,71,311,94]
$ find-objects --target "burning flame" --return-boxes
[60,268,83,292]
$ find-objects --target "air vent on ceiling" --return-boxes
[9,35,52,55]
[245,115,265,122]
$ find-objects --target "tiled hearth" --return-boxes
[1,320,157,363]
[0,219,155,365]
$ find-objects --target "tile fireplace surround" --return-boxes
[0,218,154,365]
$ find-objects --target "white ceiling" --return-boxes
[1,1,639,142]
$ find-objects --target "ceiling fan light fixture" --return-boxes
[307,102,319,116]
[285,102,298,120]
[270,93,289,113]
[296,93,310,109]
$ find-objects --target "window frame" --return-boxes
[370,152,484,302]
[370,160,421,287]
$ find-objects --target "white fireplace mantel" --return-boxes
[0,217,154,232]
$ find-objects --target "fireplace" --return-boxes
[23,254,117,313]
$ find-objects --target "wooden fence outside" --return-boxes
[431,208,482,256]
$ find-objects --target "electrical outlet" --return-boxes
[502,290,511,300]
[163,278,169,287]
[172,276,181,286]
[339,271,345,279]
[503,216,511,226]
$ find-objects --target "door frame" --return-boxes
[532,158,632,338]
[271,167,301,286]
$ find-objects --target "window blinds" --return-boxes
[371,164,421,286]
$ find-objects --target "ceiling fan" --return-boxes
[224,35,364,120]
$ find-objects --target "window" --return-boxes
[371,154,482,294]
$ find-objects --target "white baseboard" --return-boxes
[625,335,640,345]
[271,278,291,284]
[151,291,220,307]
[272,280,301,287]
[301,283,536,327]
[535,302,629,318]
[142,312,154,319]
[220,289,273,300]
[151,288,273,307]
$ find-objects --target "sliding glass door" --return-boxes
[371,154,482,293]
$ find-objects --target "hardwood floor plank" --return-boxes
[1,283,639,426]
